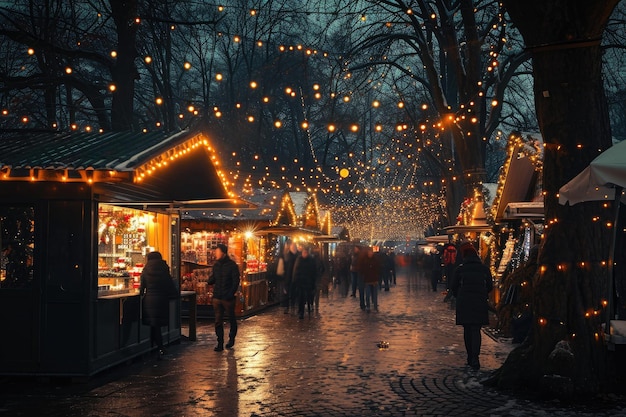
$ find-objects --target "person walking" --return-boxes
[442,242,458,300]
[335,249,351,297]
[311,245,326,311]
[378,250,391,291]
[431,246,442,292]
[360,247,381,312]
[283,241,299,314]
[349,245,361,298]
[208,243,241,352]
[450,243,493,370]
[140,251,178,360]
[292,245,317,319]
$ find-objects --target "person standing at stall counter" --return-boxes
[450,242,493,370]
[208,243,241,352]
[140,251,178,360]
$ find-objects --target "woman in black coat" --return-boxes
[140,251,178,358]
[451,243,493,370]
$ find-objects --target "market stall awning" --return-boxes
[425,235,452,244]
[0,129,239,205]
[504,201,544,219]
[559,139,626,205]
[257,225,322,237]
[443,224,493,234]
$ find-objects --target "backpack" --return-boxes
[443,245,457,265]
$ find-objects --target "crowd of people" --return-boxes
[273,242,398,316]
[275,240,327,319]
[279,239,492,370]
[201,238,493,370]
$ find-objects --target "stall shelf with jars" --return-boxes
[180,232,230,312]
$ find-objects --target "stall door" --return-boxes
[40,201,90,374]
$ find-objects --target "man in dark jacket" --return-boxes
[208,243,240,351]
[451,242,493,370]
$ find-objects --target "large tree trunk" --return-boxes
[110,0,139,131]
[487,0,621,395]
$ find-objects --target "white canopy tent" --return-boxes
[559,139,626,348]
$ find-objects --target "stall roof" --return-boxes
[491,132,543,223]
[0,129,242,205]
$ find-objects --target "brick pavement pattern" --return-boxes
[1,266,626,416]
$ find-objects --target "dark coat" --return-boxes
[208,255,240,300]
[292,254,317,290]
[140,259,178,327]
[359,253,381,285]
[283,249,299,284]
[451,254,493,325]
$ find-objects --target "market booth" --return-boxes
[0,129,234,377]
[179,189,280,317]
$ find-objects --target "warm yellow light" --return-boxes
[215,73,223,81]
[274,120,282,128]
[144,56,152,64]
[65,67,72,74]
[109,84,116,92]
[327,124,336,132]
[301,121,309,129]
[156,97,163,105]
[184,62,191,70]
[250,81,257,88]
[248,115,255,122]
[339,168,349,178]
[27,48,35,55]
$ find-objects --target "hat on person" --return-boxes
[146,251,162,261]
[213,243,228,254]
[460,242,477,258]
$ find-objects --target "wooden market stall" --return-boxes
[489,131,544,280]
[0,129,235,377]
[179,189,280,317]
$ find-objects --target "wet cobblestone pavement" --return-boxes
[2,266,626,416]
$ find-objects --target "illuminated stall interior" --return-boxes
[180,189,279,316]
[97,205,171,296]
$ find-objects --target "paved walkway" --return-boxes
[2,266,626,416]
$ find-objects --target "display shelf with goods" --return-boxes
[180,230,275,317]
[97,204,170,298]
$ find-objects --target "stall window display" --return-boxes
[180,230,269,311]
[97,204,169,296]
[0,205,35,289]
